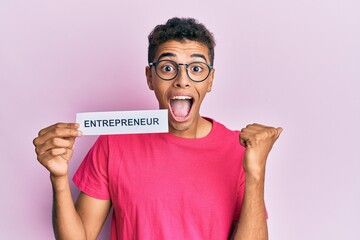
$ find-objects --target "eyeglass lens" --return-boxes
[155,60,211,82]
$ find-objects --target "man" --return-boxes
[33,17,282,240]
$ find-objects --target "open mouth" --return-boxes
[169,96,193,121]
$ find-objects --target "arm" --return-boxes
[233,123,282,240]
[51,176,111,240]
[75,192,112,240]
[51,175,86,240]
[33,123,111,240]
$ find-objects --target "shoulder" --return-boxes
[207,117,240,138]
[202,117,243,150]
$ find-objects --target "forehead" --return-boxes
[154,40,210,62]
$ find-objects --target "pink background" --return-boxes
[1,0,359,239]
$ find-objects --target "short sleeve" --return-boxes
[73,135,110,200]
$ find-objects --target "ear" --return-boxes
[145,66,154,90]
[207,68,215,92]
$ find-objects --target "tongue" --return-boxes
[170,99,191,117]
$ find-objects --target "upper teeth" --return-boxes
[172,96,192,100]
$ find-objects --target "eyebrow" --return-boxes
[157,52,175,61]
[191,53,208,62]
[157,52,208,62]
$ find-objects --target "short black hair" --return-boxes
[148,17,216,65]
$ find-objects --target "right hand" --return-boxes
[33,123,82,178]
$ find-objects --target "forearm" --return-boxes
[234,175,268,240]
[51,175,86,240]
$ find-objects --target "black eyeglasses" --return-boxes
[149,60,213,82]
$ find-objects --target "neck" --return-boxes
[169,117,212,138]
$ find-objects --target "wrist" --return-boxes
[245,171,266,191]
[244,173,266,201]
[244,167,266,182]
[50,174,70,192]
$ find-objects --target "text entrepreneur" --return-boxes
[83,118,160,128]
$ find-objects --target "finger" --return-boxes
[37,148,68,163]
[35,137,75,155]
[242,123,267,133]
[240,124,274,148]
[246,123,268,128]
[275,127,283,139]
[39,148,74,164]
[240,127,259,139]
[244,123,260,130]
[240,138,246,147]
[33,122,79,146]
[239,132,253,149]
[240,124,255,139]
[34,127,81,146]
[38,122,80,137]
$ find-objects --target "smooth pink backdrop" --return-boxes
[1,0,359,239]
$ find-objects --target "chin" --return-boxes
[168,113,201,135]
[169,118,193,132]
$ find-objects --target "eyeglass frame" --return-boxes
[149,60,214,82]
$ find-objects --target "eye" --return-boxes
[162,65,175,72]
[190,64,203,73]
[158,61,177,74]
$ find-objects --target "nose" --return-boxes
[173,65,191,88]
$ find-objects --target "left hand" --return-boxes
[240,123,283,180]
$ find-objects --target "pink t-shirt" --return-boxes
[73,118,246,240]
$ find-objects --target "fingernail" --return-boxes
[77,130,83,136]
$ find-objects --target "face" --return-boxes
[146,40,215,138]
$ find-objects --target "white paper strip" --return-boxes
[76,109,168,135]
